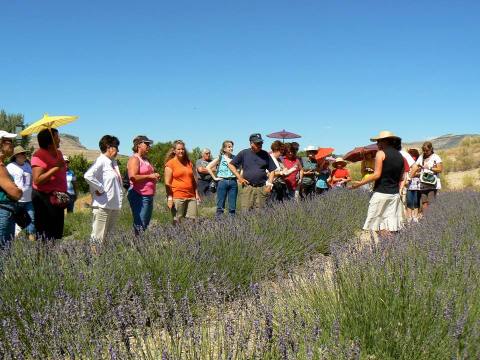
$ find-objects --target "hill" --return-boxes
[30,134,101,161]
[404,133,479,150]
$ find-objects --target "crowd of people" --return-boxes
[0,128,444,250]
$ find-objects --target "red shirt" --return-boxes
[331,168,350,186]
[283,157,301,190]
[31,148,67,193]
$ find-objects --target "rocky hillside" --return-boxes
[30,134,101,161]
[404,134,479,150]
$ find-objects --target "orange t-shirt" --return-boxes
[165,157,196,199]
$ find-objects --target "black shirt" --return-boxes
[373,147,404,194]
[231,149,277,185]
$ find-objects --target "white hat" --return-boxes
[0,130,17,140]
[63,155,70,162]
[304,145,318,152]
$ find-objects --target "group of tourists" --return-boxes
[0,128,443,250]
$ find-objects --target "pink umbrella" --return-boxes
[266,129,301,142]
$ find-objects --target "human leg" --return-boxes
[240,185,255,211]
[139,195,154,230]
[127,189,143,234]
[216,179,228,216]
[0,207,15,250]
[227,179,238,215]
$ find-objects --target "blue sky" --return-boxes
[1,0,479,154]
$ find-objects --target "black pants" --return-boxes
[197,179,212,197]
[32,190,65,240]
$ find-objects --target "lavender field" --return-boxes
[1,190,479,359]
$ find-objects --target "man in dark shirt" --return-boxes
[228,133,277,210]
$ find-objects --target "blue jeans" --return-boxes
[17,201,35,235]
[0,205,15,250]
[66,193,77,213]
[127,189,154,235]
[406,190,420,209]
[216,178,238,215]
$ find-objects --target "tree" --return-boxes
[0,109,30,148]
[67,154,93,193]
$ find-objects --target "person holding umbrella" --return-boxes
[0,131,23,249]
[31,128,68,240]
[350,130,405,235]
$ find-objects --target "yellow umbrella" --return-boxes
[20,113,79,136]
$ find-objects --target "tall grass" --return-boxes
[120,191,479,359]
[0,189,367,357]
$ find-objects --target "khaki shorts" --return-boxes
[171,198,198,221]
[239,185,270,210]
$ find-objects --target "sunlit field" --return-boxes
[1,189,479,359]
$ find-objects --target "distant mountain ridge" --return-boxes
[404,134,479,150]
[31,133,100,161]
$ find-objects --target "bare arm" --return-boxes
[0,167,22,201]
[128,156,159,182]
[206,158,220,180]
[197,165,210,175]
[32,164,63,186]
[351,151,385,189]
[228,162,249,185]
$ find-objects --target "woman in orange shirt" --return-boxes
[164,140,200,224]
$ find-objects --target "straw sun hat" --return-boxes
[332,157,347,167]
[10,145,28,160]
[370,130,401,142]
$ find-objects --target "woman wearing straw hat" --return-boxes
[7,146,35,240]
[330,157,351,188]
[351,130,405,234]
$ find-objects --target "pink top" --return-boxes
[31,148,67,193]
[130,154,156,196]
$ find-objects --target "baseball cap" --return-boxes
[249,133,264,143]
[0,130,17,140]
[133,135,153,146]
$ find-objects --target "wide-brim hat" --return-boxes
[304,145,318,153]
[0,130,17,140]
[10,145,28,159]
[370,130,401,142]
[332,157,347,167]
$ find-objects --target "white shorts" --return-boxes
[363,192,404,232]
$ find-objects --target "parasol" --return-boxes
[266,129,301,142]
[343,144,378,163]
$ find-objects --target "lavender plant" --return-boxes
[0,189,367,358]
